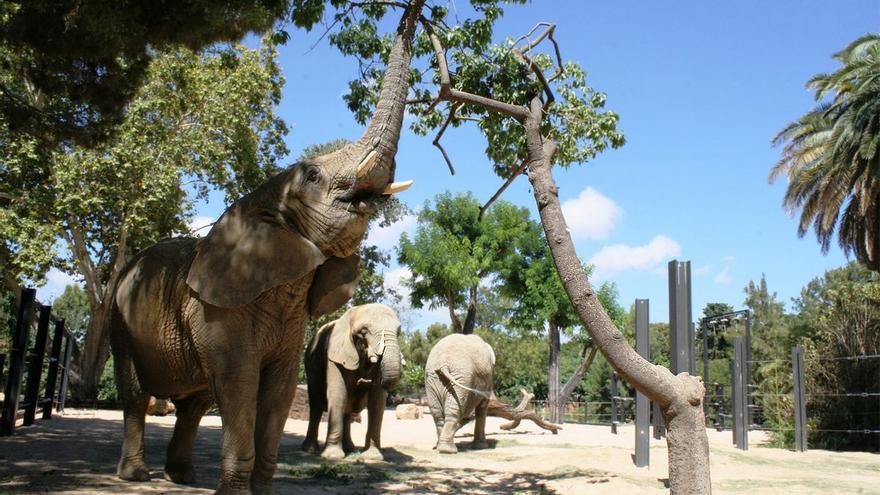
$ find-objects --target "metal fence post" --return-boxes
[714,383,724,432]
[634,299,650,467]
[792,346,807,452]
[0,354,5,389]
[732,336,748,450]
[652,402,665,439]
[56,334,74,413]
[668,260,693,375]
[23,305,52,426]
[42,319,66,419]
[610,371,619,434]
[1,288,36,436]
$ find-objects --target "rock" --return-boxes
[147,396,176,416]
[396,403,421,420]
[287,384,360,423]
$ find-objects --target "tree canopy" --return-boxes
[771,34,880,271]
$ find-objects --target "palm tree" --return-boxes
[771,34,880,270]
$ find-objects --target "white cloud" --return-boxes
[588,235,682,281]
[187,215,216,237]
[560,187,622,240]
[693,264,714,277]
[366,214,417,251]
[721,255,736,263]
[714,267,733,285]
[41,268,81,301]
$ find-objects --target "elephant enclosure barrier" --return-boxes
[1,288,77,436]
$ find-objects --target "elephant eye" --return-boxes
[306,168,320,184]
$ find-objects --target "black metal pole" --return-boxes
[702,322,710,415]
[745,310,753,428]
[634,299,650,467]
[42,319,66,419]
[610,371,619,434]
[714,383,724,432]
[732,336,748,450]
[1,288,36,436]
[23,305,52,426]
[56,335,73,413]
[792,346,807,452]
[668,260,693,375]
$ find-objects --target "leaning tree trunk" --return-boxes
[522,97,710,493]
[70,297,112,401]
[488,389,562,433]
[462,285,477,335]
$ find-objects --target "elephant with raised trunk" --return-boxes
[425,333,496,453]
[108,1,424,493]
[301,304,402,461]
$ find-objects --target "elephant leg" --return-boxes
[301,406,322,454]
[437,393,461,454]
[114,344,151,481]
[212,362,259,495]
[472,398,489,450]
[251,357,300,495]
[361,387,386,461]
[165,393,212,484]
[321,363,347,460]
[342,414,355,454]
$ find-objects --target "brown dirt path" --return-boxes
[0,408,878,494]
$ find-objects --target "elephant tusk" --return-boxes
[382,180,413,195]
[369,355,378,363]
[356,150,379,178]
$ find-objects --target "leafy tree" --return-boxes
[771,34,880,271]
[397,192,531,334]
[1,39,288,399]
[51,284,91,344]
[792,262,880,451]
[0,0,305,145]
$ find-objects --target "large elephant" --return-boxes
[424,333,496,454]
[107,2,424,493]
[301,303,402,461]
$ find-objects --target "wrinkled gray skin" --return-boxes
[424,334,496,453]
[301,304,402,461]
[108,3,423,493]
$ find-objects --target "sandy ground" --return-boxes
[0,408,878,494]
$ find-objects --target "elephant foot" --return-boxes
[343,442,356,454]
[471,440,489,450]
[360,446,384,462]
[300,438,319,454]
[250,477,276,495]
[437,442,458,454]
[164,462,195,484]
[321,444,346,460]
[117,458,150,481]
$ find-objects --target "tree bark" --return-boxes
[462,284,477,335]
[523,96,710,493]
[547,317,561,423]
[446,289,463,333]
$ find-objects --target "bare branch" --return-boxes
[432,102,461,175]
[478,159,528,220]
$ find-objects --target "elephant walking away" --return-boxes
[424,333,496,453]
[107,2,424,493]
[301,304,403,461]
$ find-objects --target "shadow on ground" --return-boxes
[0,414,612,494]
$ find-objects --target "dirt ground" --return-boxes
[0,408,878,494]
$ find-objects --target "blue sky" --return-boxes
[42,1,880,329]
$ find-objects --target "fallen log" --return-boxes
[487,388,562,434]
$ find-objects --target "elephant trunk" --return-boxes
[379,341,402,389]
[345,0,425,193]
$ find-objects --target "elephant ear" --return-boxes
[327,311,359,371]
[485,343,496,367]
[186,205,327,308]
[308,255,360,318]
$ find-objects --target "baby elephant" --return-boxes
[301,303,403,460]
[425,333,495,453]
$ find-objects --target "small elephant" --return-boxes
[301,304,402,461]
[424,333,495,453]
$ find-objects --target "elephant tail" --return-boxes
[434,366,492,400]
